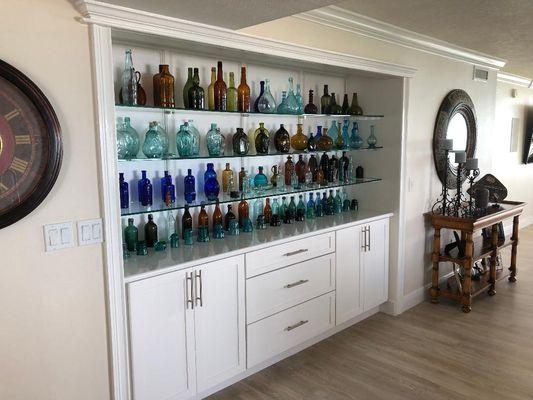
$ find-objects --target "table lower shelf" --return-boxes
[438,236,514,266]
[439,268,510,301]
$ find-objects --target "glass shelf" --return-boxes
[121,177,381,217]
[115,104,384,120]
[117,146,383,162]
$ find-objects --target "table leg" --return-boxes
[488,224,498,296]
[509,216,519,282]
[461,232,473,313]
[430,228,441,303]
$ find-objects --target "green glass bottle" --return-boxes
[326,190,335,215]
[288,196,297,221]
[188,68,205,110]
[182,67,193,108]
[296,195,306,221]
[227,72,238,112]
[144,214,158,247]
[124,218,138,252]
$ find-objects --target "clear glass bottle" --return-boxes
[184,120,200,156]
[367,125,378,148]
[348,92,364,115]
[290,123,308,151]
[349,121,364,149]
[295,84,304,114]
[142,122,165,158]
[284,77,299,114]
[296,195,306,221]
[253,198,264,222]
[155,122,169,156]
[124,218,138,252]
[304,89,318,114]
[222,163,234,194]
[166,210,176,241]
[121,49,137,105]
[119,173,129,209]
[123,117,140,158]
[204,163,220,201]
[206,123,225,156]
[274,124,290,153]
[214,61,227,111]
[253,80,265,113]
[144,214,158,247]
[306,193,316,220]
[254,122,270,154]
[232,127,249,156]
[257,79,276,113]
[182,67,193,108]
[253,166,268,188]
[176,124,193,158]
[348,155,355,181]
[238,66,251,112]
[227,72,238,112]
[116,121,128,160]
[207,67,216,111]
[188,67,205,110]
[320,84,331,114]
[184,169,196,203]
[329,93,342,115]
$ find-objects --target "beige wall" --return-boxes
[240,17,497,296]
[493,81,533,224]
[0,1,110,399]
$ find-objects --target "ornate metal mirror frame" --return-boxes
[433,89,477,189]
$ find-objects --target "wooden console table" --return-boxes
[424,200,525,312]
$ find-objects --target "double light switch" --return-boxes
[43,218,103,252]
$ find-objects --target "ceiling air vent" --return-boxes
[473,66,489,82]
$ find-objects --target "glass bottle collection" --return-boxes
[119,49,367,116]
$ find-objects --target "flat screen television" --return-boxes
[523,106,533,164]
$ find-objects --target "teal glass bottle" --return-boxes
[287,196,297,221]
[124,117,140,158]
[206,123,225,156]
[284,77,299,114]
[277,91,288,114]
[367,124,378,148]
[253,166,268,188]
[295,83,304,114]
[124,218,138,252]
[349,121,364,149]
[328,120,340,146]
[306,193,316,219]
[341,119,349,149]
[334,189,343,214]
[280,196,288,222]
[185,120,200,156]
[315,192,324,217]
[327,190,335,215]
[296,195,305,221]
[176,124,193,158]
[155,121,169,156]
[116,121,128,159]
[142,122,164,158]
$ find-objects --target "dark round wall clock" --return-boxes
[0,59,62,229]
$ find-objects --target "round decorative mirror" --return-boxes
[433,89,477,189]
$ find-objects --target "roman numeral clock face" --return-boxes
[0,60,62,229]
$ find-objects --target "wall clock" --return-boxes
[0,59,62,229]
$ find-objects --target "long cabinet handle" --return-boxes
[284,248,309,257]
[284,279,309,289]
[186,272,194,309]
[285,320,309,332]
[194,270,203,307]
[368,226,371,252]
[361,226,367,251]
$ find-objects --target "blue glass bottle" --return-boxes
[334,189,343,214]
[160,171,170,201]
[137,170,148,202]
[160,171,175,204]
[253,166,268,188]
[204,163,220,201]
[349,121,364,149]
[341,119,349,149]
[306,193,316,219]
[176,124,193,158]
[142,122,164,158]
[138,171,153,206]
[328,120,340,145]
[119,173,129,209]
[184,169,196,204]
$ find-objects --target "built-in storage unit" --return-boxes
[78,2,412,398]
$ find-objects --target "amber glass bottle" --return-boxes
[290,123,308,151]
[153,64,175,107]
[284,155,295,186]
[238,195,249,228]
[317,127,333,151]
[207,67,216,111]
[237,66,250,112]
[198,203,209,228]
[321,84,331,114]
[145,214,158,247]
[238,167,246,192]
[263,198,272,223]
[222,163,234,193]
[224,204,236,231]
[214,61,227,111]
[295,155,306,184]
[182,205,193,239]
[274,124,290,153]
[212,198,223,231]
[320,152,329,184]
[308,154,319,182]
[227,72,238,112]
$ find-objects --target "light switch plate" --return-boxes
[77,218,104,246]
[43,222,74,252]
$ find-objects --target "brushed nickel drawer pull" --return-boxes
[284,248,308,257]
[285,320,309,332]
[186,272,194,309]
[284,279,309,289]
[194,270,203,307]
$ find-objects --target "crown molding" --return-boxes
[296,6,507,71]
[497,71,533,88]
[71,0,416,78]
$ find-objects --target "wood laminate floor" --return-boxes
[209,225,533,400]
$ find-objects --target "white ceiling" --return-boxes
[102,0,337,29]
[337,0,533,78]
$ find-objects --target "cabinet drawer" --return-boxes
[247,254,335,323]
[247,292,335,367]
[246,232,335,278]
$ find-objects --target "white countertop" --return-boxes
[124,209,393,283]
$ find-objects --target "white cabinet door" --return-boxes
[194,255,246,392]
[362,218,389,311]
[335,225,363,325]
[127,269,196,400]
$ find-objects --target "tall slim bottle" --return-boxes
[121,49,137,105]
[124,218,138,251]
[182,67,193,108]
[238,66,251,112]
[238,195,249,228]
[184,169,196,203]
[198,203,209,228]
[224,205,236,231]
[144,214,158,247]
[182,205,193,239]
[254,81,265,112]
[119,173,129,209]
[227,72,238,112]
[212,198,223,231]
[188,68,205,110]
[222,163,234,193]
[207,67,216,111]
[214,61,227,111]
[321,84,331,114]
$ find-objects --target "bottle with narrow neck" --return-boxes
[119,173,129,209]
[263,198,272,223]
[198,203,209,228]
[238,66,251,112]
[124,218,138,252]
[306,193,316,219]
[348,92,364,115]
[254,81,265,112]
[207,67,216,111]
[341,94,350,114]
[321,85,331,114]
[214,61,227,111]
[329,93,342,114]
[188,68,205,110]
[182,67,193,108]
[121,49,137,105]
[224,205,236,231]
[167,210,176,240]
[227,72,238,112]
[222,163,234,194]
[182,205,192,239]
[296,195,305,221]
[238,195,249,228]
[304,90,318,114]
[257,79,276,113]
[184,169,196,203]
[212,199,223,231]
[145,214,158,247]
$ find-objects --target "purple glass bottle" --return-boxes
[119,172,129,209]
[184,168,196,203]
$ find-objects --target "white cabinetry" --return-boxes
[336,218,389,325]
[127,255,245,400]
